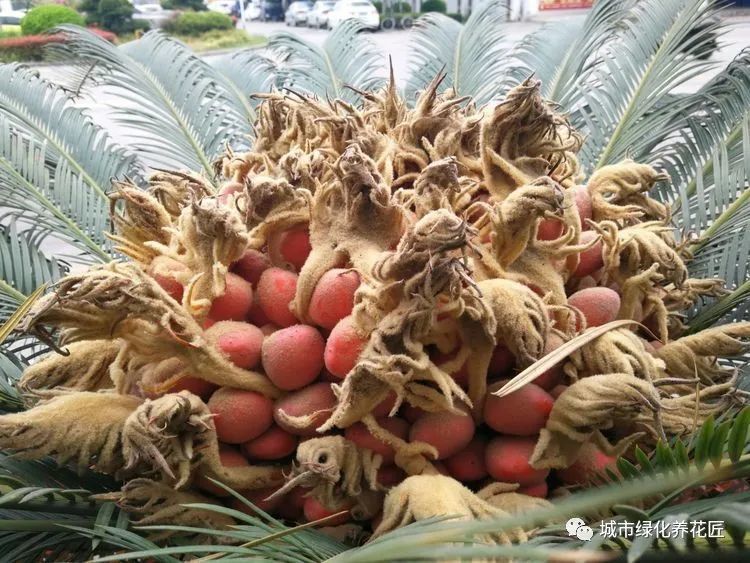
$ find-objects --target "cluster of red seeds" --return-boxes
[139,178,640,527]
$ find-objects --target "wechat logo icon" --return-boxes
[566,517,594,541]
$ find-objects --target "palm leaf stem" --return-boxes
[216,78,256,125]
[0,502,100,517]
[0,520,94,532]
[133,69,217,178]
[687,279,750,331]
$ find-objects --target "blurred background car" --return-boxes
[260,0,283,20]
[131,0,173,28]
[244,1,262,20]
[327,0,379,30]
[207,0,236,14]
[307,0,335,28]
[0,0,25,26]
[285,0,313,26]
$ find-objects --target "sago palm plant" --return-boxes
[1,0,750,560]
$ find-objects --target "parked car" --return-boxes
[207,0,236,14]
[260,0,283,20]
[327,0,379,30]
[0,0,26,26]
[0,11,23,25]
[307,0,335,28]
[285,0,312,26]
[244,1,262,20]
[131,0,173,28]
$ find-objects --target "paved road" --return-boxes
[232,19,543,84]
[236,16,750,92]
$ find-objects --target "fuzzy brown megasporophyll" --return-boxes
[2,75,747,541]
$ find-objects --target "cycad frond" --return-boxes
[649,49,750,207]
[503,0,627,108]
[0,349,23,411]
[212,49,278,122]
[0,223,68,302]
[0,64,140,261]
[404,1,509,105]
[574,0,722,171]
[269,19,384,103]
[0,457,126,562]
[48,27,252,176]
[640,51,750,328]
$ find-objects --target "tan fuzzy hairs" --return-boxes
[0,392,143,476]
[18,339,120,398]
[654,323,750,384]
[530,374,662,470]
[588,160,670,224]
[374,474,522,544]
[268,436,383,520]
[293,145,404,322]
[481,79,581,199]
[20,263,278,397]
[4,70,747,539]
[477,482,553,517]
[563,329,663,382]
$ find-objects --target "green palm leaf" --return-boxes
[269,19,384,103]
[48,28,253,177]
[0,223,67,299]
[0,64,140,261]
[574,0,722,171]
[503,0,627,108]
[0,456,126,562]
[212,49,278,122]
[636,51,750,329]
[649,50,750,209]
[404,0,509,105]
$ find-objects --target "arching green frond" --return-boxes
[404,0,509,105]
[212,49,278,122]
[574,0,723,171]
[650,51,750,216]
[48,28,251,177]
[0,64,140,195]
[0,64,138,262]
[631,52,750,329]
[0,118,111,261]
[0,455,126,562]
[503,0,627,108]
[0,348,23,411]
[0,221,65,304]
[269,19,384,103]
[0,224,66,365]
